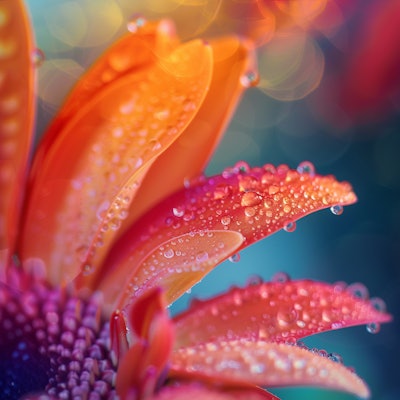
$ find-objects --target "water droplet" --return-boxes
[297,161,316,176]
[244,206,256,217]
[127,14,147,33]
[82,264,94,276]
[241,191,262,207]
[330,205,343,215]
[220,216,231,226]
[196,251,209,263]
[173,207,185,217]
[283,221,296,232]
[240,70,259,88]
[366,322,380,334]
[229,253,241,263]
[347,282,369,300]
[370,297,387,312]
[32,48,45,67]
[163,249,175,259]
[213,184,232,200]
[271,271,291,283]
[328,352,343,364]
[234,161,250,174]
[277,308,298,327]
[246,275,263,286]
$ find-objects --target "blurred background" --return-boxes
[26,1,399,399]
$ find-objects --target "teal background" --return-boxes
[25,0,399,399]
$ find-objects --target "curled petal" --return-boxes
[116,288,174,398]
[151,383,279,400]
[173,279,392,347]
[20,22,213,286]
[170,340,370,398]
[100,163,357,308]
[0,0,35,252]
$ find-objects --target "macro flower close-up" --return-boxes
[0,1,396,399]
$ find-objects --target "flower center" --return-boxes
[0,270,118,399]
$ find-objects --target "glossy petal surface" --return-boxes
[174,279,392,347]
[116,288,174,399]
[20,24,213,285]
[100,163,357,309]
[0,0,35,252]
[152,383,279,400]
[127,36,257,225]
[170,340,370,398]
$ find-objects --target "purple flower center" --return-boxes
[0,271,118,399]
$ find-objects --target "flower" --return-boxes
[0,1,392,399]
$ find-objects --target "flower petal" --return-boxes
[170,340,370,398]
[126,36,257,226]
[151,382,279,400]
[0,0,35,252]
[100,163,357,308]
[19,24,213,286]
[116,288,174,399]
[173,279,392,348]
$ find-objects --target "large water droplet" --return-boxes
[347,282,369,300]
[163,249,175,259]
[366,322,381,334]
[330,204,343,215]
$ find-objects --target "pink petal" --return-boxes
[19,22,213,286]
[151,383,279,400]
[100,163,357,309]
[0,0,35,253]
[173,279,392,347]
[170,340,370,398]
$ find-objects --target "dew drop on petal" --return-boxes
[271,271,291,283]
[370,297,387,312]
[229,253,241,263]
[246,275,263,286]
[173,207,185,218]
[31,48,45,67]
[240,70,259,88]
[163,249,175,259]
[283,221,296,232]
[297,161,316,176]
[366,322,381,334]
[346,282,369,300]
[330,204,344,215]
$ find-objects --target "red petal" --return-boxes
[170,340,370,398]
[19,23,213,286]
[173,279,392,347]
[100,163,357,308]
[151,383,279,400]
[0,0,35,252]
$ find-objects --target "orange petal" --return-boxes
[123,36,257,228]
[170,341,370,398]
[99,162,357,309]
[19,25,213,287]
[151,383,279,400]
[173,279,392,348]
[0,0,35,252]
